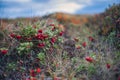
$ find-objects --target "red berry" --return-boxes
[51,26,56,31]
[10,33,16,38]
[38,43,45,48]
[59,31,64,36]
[36,33,44,40]
[85,56,93,63]
[49,24,56,31]
[88,36,95,42]
[30,69,36,77]
[106,63,111,69]
[16,35,22,40]
[1,49,8,55]
[38,29,43,33]
[51,37,56,44]
[82,42,87,47]
[36,68,41,73]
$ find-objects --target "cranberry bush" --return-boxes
[0,19,120,80]
[0,21,64,80]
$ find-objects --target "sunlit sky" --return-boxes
[0,0,120,18]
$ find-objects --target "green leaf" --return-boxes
[37,52,45,61]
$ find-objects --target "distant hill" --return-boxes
[48,12,92,25]
[0,12,92,29]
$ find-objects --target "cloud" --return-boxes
[31,0,92,16]
[1,0,92,18]
[55,3,84,13]
[35,2,86,16]
[3,0,117,18]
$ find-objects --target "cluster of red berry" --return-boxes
[0,49,8,55]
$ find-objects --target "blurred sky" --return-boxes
[0,0,120,18]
